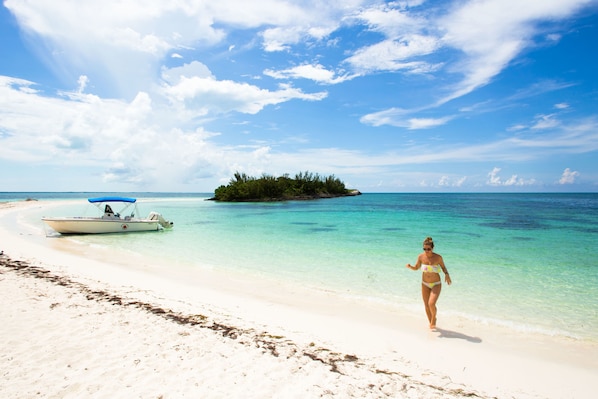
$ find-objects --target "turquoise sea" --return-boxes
[3,192,598,342]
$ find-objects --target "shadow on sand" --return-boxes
[434,328,482,343]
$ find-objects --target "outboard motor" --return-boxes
[147,212,174,229]
[158,214,174,229]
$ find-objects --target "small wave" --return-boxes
[443,310,586,341]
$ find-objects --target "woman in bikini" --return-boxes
[406,236,451,329]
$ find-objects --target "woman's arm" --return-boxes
[406,257,422,270]
[439,256,452,285]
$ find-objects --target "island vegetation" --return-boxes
[211,171,361,202]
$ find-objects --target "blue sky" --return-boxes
[1,0,597,193]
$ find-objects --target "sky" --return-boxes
[1,0,597,193]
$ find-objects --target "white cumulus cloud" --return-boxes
[264,63,356,85]
[161,76,327,115]
[559,168,579,184]
[487,167,535,186]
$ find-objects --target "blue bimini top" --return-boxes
[88,196,137,203]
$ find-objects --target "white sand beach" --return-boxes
[1,200,597,399]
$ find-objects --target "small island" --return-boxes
[210,171,361,202]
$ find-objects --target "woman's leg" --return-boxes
[427,284,442,329]
[421,284,432,325]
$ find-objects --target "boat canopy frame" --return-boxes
[88,196,137,203]
[87,197,138,217]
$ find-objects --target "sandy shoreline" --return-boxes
[1,200,597,398]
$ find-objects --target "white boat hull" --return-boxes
[42,197,173,235]
[42,217,162,234]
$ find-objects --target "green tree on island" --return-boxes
[212,171,360,202]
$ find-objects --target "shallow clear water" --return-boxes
[6,192,598,342]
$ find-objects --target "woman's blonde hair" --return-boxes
[423,236,434,248]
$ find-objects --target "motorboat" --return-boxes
[42,196,173,234]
